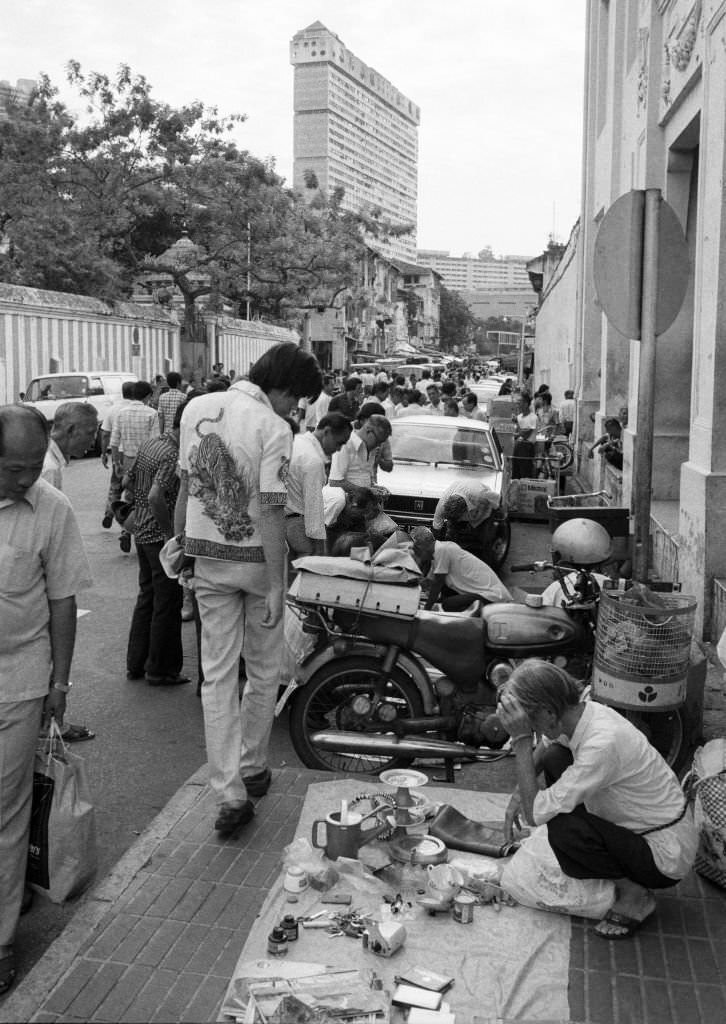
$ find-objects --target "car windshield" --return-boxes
[25,376,88,401]
[390,421,498,469]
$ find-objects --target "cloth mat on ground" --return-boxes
[222,781,570,1022]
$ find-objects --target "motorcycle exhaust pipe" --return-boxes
[310,730,510,762]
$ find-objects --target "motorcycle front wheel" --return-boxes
[288,656,424,774]
[489,517,512,571]
[550,438,574,471]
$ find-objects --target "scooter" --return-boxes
[282,560,602,776]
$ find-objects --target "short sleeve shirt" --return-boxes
[0,479,93,700]
[286,432,327,540]
[430,541,511,603]
[329,431,377,488]
[179,380,291,562]
[127,435,180,544]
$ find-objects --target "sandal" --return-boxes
[61,723,96,743]
[0,952,16,996]
[594,905,654,940]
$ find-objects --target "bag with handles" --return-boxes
[27,719,97,903]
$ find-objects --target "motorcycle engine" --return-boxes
[457,706,509,749]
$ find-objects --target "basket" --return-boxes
[592,589,697,709]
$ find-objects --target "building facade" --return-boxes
[532,0,726,640]
[290,22,420,262]
[416,247,532,292]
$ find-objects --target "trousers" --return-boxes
[542,744,678,889]
[0,698,44,953]
[126,541,184,679]
[193,557,284,807]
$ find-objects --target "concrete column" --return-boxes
[678,9,726,637]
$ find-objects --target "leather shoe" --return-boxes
[242,767,272,798]
[102,513,113,529]
[214,801,254,836]
[146,673,190,686]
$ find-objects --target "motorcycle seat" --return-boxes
[342,609,486,687]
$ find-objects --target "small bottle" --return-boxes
[267,926,289,957]
[280,914,299,942]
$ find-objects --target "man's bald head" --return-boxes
[0,405,50,500]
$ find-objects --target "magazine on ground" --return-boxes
[221,960,390,1023]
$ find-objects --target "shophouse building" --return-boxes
[531,0,726,639]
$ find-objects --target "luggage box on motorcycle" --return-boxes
[291,571,422,619]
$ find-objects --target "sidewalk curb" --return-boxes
[3,765,209,1023]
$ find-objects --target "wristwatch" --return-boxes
[50,679,73,693]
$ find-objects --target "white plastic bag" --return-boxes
[500,825,615,919]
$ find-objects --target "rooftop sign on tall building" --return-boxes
[290,22,419,262]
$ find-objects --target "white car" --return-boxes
[21,371,138,453]
[384,414,511,568]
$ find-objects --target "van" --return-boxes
[21,371,138,453]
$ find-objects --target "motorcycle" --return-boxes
[283,559,602,777]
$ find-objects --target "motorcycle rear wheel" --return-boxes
[288,656,424,774]
[620,708,684,769]
[550,438,574,471]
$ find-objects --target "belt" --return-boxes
[639,803,688,836]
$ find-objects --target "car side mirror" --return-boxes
[19,392,26,401]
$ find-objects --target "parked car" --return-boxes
[21,371,138,454]
[384,414,511,568]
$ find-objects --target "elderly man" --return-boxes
[285,412,352,557]
[40,402,99,743]
[177,343,322,836]
[410,526,511,612]
[41,402,99,490]
[0,405,92,995]
[432,480,501,566]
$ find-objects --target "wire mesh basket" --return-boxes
[592,588,697,709]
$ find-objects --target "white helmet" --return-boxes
[551,518,613,566]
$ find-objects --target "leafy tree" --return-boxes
[438,284,478,351]
[0,63,412,339]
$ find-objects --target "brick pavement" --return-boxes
[2,745,725,1024]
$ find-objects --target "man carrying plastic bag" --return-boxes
[0,405,93,995]
[497,659,698,939]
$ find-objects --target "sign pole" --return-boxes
[632,188,661,583]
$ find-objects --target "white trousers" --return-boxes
[0,697,44,953]
[193,558,284,808]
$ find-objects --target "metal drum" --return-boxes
[592,589,697,710]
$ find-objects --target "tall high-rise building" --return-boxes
[416,248,532,292]
[290,22,420,262]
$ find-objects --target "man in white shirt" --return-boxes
[410,527,511,611]
[328,413,391,493]
[285,412,351,556]
[100,381,135,529]
[301,374,335,431]
[396,389,429,418]
[41,403,99,490]
[460,393,488,422]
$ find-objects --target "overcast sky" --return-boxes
[3,1,585,260]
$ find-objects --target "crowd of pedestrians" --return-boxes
[0,348,594,996]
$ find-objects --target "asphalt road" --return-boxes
[13,456,553,982]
